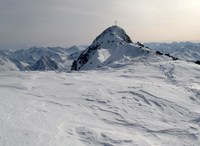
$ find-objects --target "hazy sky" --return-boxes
[0,0,200,49]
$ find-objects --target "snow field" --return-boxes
[0,59,200,146]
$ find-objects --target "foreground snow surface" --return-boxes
[0,60,200,146]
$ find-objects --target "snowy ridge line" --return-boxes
[155,49,200,66]
[145,42,200,62]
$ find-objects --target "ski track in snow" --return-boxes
[0,60,200,146]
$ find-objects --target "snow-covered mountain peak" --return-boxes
[29,55,59,71]
[71,26,150,70]
[90,25,133,50]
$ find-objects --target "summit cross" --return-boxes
[115,20,117,26]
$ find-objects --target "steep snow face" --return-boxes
[145,42,200,61]
[0,51,19,71]
[71,26,150,70]
[29,56,59,71]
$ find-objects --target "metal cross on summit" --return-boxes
[115,20,117,26]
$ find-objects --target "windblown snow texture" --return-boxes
[0,58,200,146]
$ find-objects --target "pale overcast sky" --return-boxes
[0,0,200,49]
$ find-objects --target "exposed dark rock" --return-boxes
[156,51,163,55]
[164,53,179,61]
[165,53,170,57]
[136,42,144,47]
[171,56,179,61]
[195,60,200,65]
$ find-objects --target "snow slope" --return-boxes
[0,56,200,146]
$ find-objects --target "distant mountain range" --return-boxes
[0,45,86,71]
[145,42,200,61]
[0,26,199,71]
